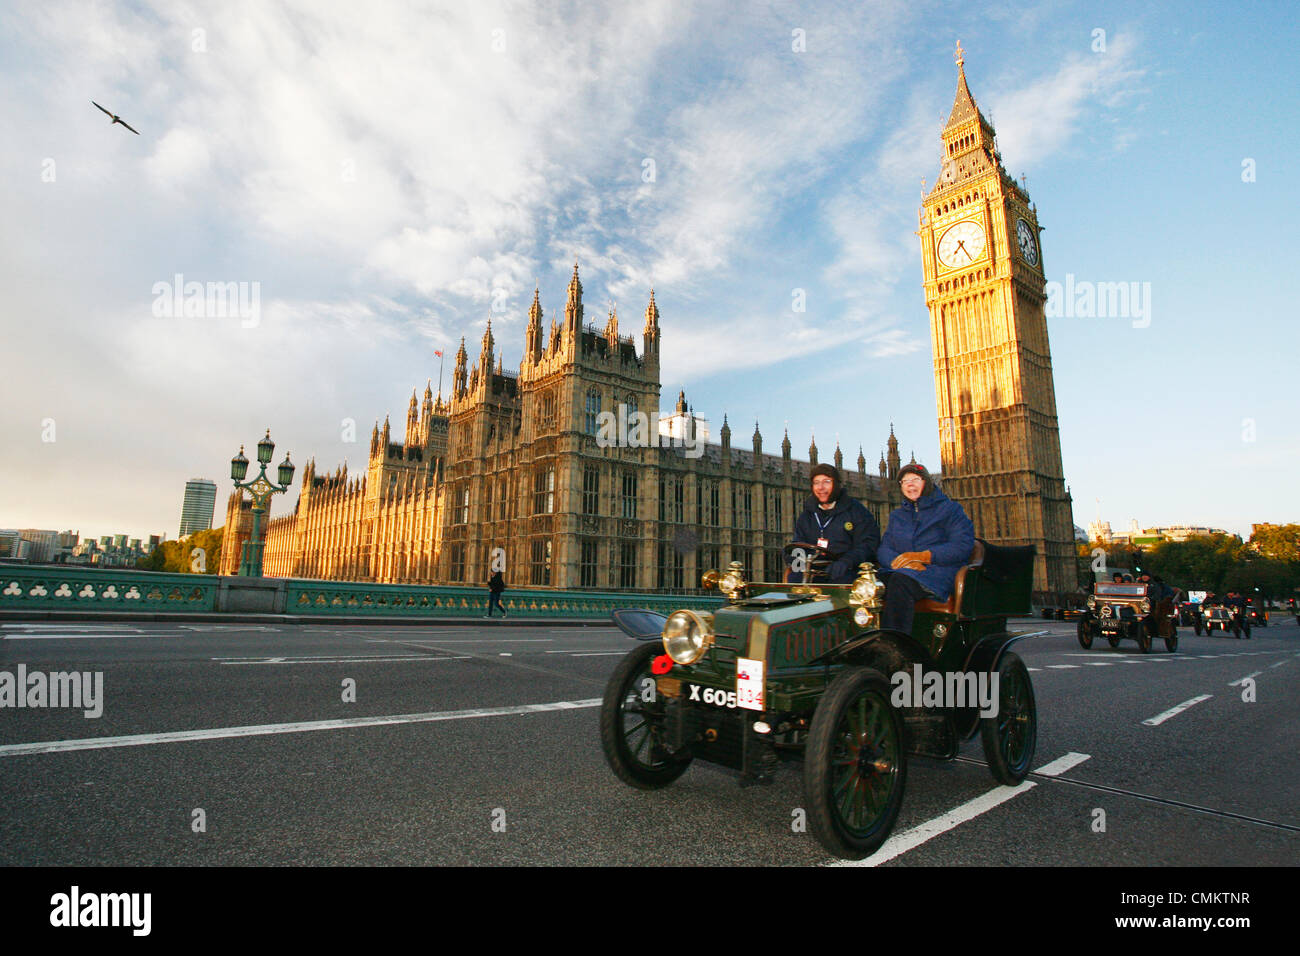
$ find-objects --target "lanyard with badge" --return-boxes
[814,510,832,551]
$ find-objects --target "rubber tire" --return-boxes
[1194,620,1202,636]
[980,651,1037,785]
[1077,618,1093,649]
[600,643,692,789]
[804,667,907,860]
[1137,620,1152,654]
[1106,633,1120,649]
[1165,626,1178,653]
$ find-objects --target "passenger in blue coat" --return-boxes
[789,464,880,584]
[877,463,974,634]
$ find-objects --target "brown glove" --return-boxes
[892,551,933,569]
[900,559,926,571]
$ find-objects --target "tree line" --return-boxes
[1077,524,1300,602]
[137,528,223,574]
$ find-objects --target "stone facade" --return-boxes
[917,45,1076,600]
[221,264,909,588]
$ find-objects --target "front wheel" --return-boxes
[1077,618,1093,649]
[980,651,1037,785]
[1193,619,1203,636]
[1106,633,1121,649]
[1165,628,1178,653]
[600,642,692,789]
[1136,620,1152,654]
[804,667,907,860]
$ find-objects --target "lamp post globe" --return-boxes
[232,430,293,577]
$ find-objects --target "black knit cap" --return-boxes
[809,463,842,502]
[897,462,933,495]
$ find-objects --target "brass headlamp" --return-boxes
[847,562,886,630]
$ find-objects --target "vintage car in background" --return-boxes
[1247,603,1268,628]
[600,539,1039,861]
[1177,602,1203,627]
[1077,581,1177,653]
[1202,604,1247,639]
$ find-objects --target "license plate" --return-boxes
[736,658,765,711]
[686,683,737,709]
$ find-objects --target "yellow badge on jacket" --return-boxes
[844,522,853,531]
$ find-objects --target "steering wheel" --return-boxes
[782,541,833,583]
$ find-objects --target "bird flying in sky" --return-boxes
[92,101,139,135]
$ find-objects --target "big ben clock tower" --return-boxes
[918,43,1075,601]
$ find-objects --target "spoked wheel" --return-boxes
[600,643,691,789]
[1076,618,1093,649]
[980,651,1037,785]
[804,667,906,860]
[1136,621,1152,654]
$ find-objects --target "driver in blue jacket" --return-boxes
[877,463,975,634]
[789,464,880,584]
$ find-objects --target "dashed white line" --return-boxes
[1033,752,1092,777]
[0,698,604,757]
[1142,695,1213,726]
[213,655,472,666]
[834,782,1037,867]
[1229,671,1263,686]
[1047,664,1079,670]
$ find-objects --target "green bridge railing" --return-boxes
[0,566,218,612]
[0,564,723,619]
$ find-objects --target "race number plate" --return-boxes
[735,657,764,711]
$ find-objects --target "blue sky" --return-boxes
[1,0,1295,543]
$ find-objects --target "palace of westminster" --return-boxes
[220,48,1077,600]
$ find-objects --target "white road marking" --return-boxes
[1047,664,1079,669]
[1033,752,1092,777]
[0,698,604,757]
[179,625,281,632]
[835,783,1037,867]
[3,633,141,640]
[1084,662,1114,667]
[1229,671,1263,686]
[567,651,629,657]
[1142,695,1213,726]
[1,623,138,630]
[214,655,472,666]
[384,638,553,644]
[1027,667,1041,672]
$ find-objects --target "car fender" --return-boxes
[962,629,1041,676]
[815,628,930,675]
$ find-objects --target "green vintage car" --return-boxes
[600,539,1038,860]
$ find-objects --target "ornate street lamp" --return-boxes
[230,428,295,577]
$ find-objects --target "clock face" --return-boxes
[1016,218,1039,266]
[937,220,986,268]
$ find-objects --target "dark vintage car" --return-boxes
[1077,581,1177,653]
[1246,604,1268,628]
[600,539,1039,861]
[1177,602,1203,627]
[1202,604,1248,639]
